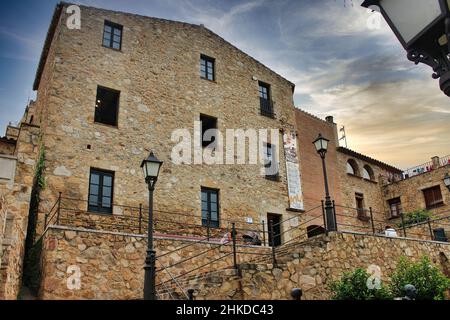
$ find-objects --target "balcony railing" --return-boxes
[260,98,275,118]
[402,154,450,179]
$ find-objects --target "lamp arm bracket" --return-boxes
[407,49,447,79]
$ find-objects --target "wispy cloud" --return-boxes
[0,0,448,169]
[0,26,42,48]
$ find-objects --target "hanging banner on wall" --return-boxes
[283,131,304,210]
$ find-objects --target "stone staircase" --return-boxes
[155,234,329,300]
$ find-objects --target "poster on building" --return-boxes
[283,132,304,210]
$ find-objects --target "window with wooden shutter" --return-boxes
[423,186,443,209]
[388,197,402,218]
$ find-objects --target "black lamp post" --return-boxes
[141,151,163,300]
[313,134,337,231]
[444,173,450,191]
[362,0,450,97]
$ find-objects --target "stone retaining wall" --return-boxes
[182,232,450,300]
[39,226,270,299]
[38,226,450,300]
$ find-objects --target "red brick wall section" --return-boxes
[295,110,342,226]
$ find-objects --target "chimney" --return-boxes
[325,116,334,124]
[432,156,441,169]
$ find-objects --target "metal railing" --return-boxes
[333,204,450,242]
[260,98,275,118]
[39,193,450,299]
[402,154,450,179]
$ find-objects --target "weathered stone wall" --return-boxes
[0,139,16,156]
[39,228,450,300]
[39,226,271,300]
[32,3,301,247]
[0,124,40,299]
[336,150,395,231]
[383,164,450,218]
[188,232,450,300]
[5,126,19,141]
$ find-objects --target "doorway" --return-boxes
[267,213,282,247]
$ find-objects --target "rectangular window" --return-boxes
[355,193,367,218]
[88,169,114,214]
[267,213,282,247]
[258,82,274,118]
[264,143,279,180]
[200,114,217,148]
[200,55,215,81]
[201,188,219,228]
[423,186,443,209]
[94,86,120,126]
[103,21,123,50]
[388,197,402,218]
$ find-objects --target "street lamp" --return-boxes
[141,151,163,300]
[313,134,337,231]
[362,0,450,97]
[444,172,450,191]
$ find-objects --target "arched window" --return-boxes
[346,159,359,176]
[362,165,374,180]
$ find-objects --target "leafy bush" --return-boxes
[399,209,432,227]
[390,256,450,300]
[329,268,392,300]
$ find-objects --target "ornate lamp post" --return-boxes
[313,134,337,231]
[362,0,450,97]
[141,151,163,300]
[444,172,450,191]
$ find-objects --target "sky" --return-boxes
[0,0,449,169]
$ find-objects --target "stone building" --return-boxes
[294,109,404,233]
[0,122,40,299]
[1,2,304,299]
[0,2,449,300]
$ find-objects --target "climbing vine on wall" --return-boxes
[21,143,46,297]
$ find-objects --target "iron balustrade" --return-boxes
[259,98,275,118]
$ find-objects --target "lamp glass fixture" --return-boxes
[379,0,442,44]
[141,152,163,180]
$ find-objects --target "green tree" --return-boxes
[399,209,432,228]
[390,256,450,300]
[329,268,392,300]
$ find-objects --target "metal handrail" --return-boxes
[157,260,189,300]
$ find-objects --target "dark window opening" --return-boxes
[200,114,217,148]
[355,193,368,220]
[258,82,274,118]
[88,169,114,214]
[433,228,448,242]
[423,186,443,209]
[200,55,215,81]
[264,143,279,181]
[94,86,120,126]
[307,225,326,238]
[29,115,34,124]
[103,20,123,50]
[201,188,219,228]
[388,197,402,218]
[267,213,282,247]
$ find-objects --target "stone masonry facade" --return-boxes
[31,3,301,243]
[0,124,40,299]
[1,2,450,300]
